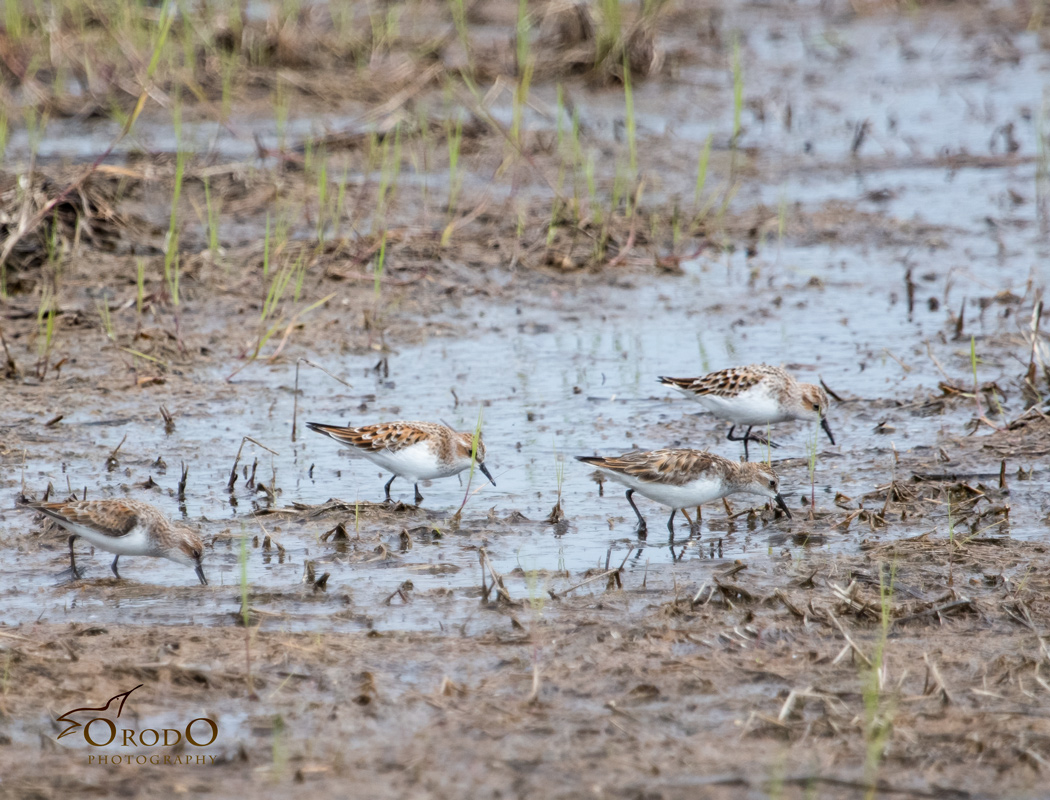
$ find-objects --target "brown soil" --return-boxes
[4,527,1050,800]
[2,0,1050,797]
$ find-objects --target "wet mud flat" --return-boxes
[2,0,1050,796]
[5,522,1050,800]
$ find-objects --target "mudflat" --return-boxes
[1,1,1048,797]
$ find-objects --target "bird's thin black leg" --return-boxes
[414,484,423,506]
[726,425,753,461]
[383,475,396,502]
[625,489,647,536]
[68,535,80,579]
[737,425,782,459]
[667,508,676,537]
[111,555,121,580]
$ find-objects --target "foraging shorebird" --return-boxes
[306,420,495,505]
[659,364,835,460]
[576,448,791,535]
[29,499,207,584]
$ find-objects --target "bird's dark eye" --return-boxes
[813,403,820,411]
[769,480,776,488]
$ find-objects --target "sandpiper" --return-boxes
[659,364,835,460]
[306,420,495,505]
[576,448,791,535]
[29,499,207,584]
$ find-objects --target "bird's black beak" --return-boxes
[195,561,208,586]
[821,417,835,445]
[774,493,792,519]
[478,462,496,487]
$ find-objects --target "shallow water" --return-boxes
[0,217,1041,633]
[1,3,1046,636]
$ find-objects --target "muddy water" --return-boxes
[15,6,1047,178]
[0,221,1041,633]
[2,5,1046,638]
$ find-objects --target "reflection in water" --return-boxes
[1,225,1040,632]
[2,5,1045,629]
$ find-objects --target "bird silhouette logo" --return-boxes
[56,684,143,740]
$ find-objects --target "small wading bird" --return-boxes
[306,420,495,506]
[659,364,835,460]
[576,449,791,536]
[29,499,207,584]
